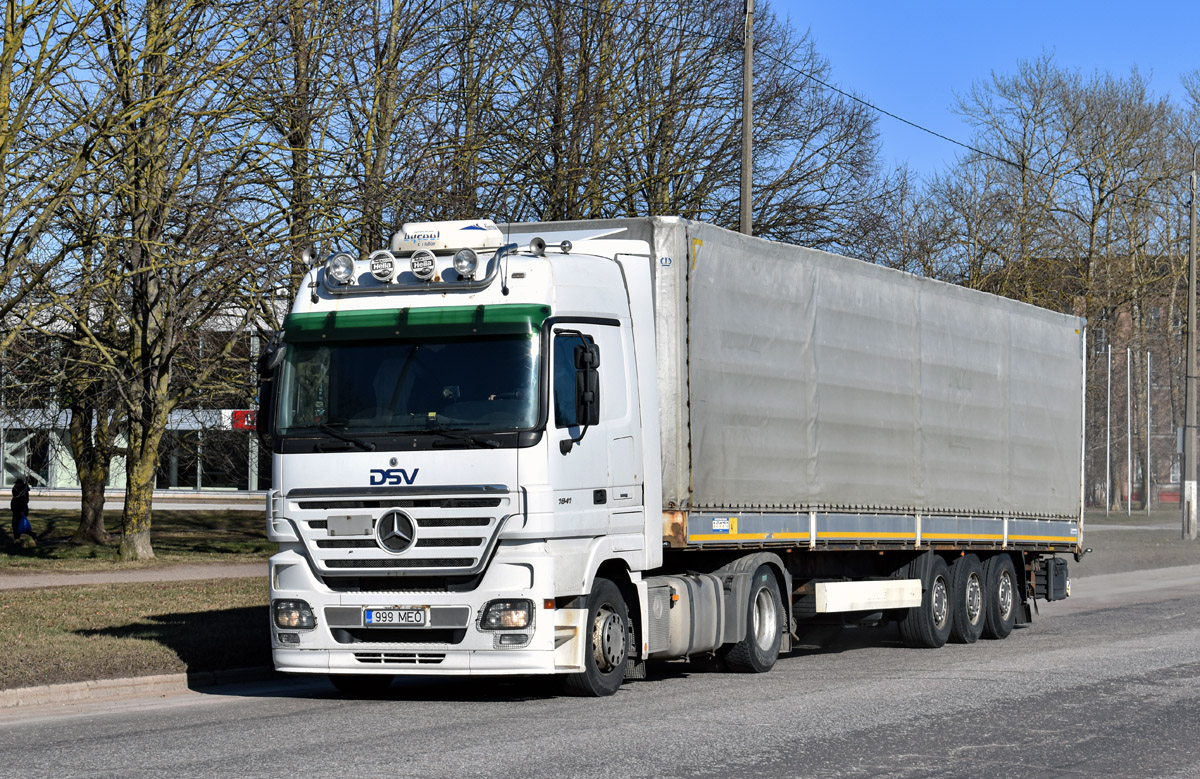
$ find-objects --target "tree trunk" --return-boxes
[120,442,159,559]
[119,406,167,560]
[71,473,111,545]
[66,397,118,544]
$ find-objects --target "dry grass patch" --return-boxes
[2,509,271,573]
[0,577,268,690]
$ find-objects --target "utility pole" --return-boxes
[740,0,754,235]
[1186,163,1198,540]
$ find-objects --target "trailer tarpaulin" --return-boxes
[682,223,1083,518]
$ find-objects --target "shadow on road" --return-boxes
[196,672,569,704]
[71,611,1025,705]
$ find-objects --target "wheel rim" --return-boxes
[931,576,949,629]
[592,605,625,672]
[752,586,778,650]
[996,570,1014,620]
[965,572,983,625]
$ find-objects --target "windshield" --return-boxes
[275,334,539,436]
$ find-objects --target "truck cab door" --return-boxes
[548,324,618,538]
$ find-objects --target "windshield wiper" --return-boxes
[407,426,500,449]
[318,423,376,451]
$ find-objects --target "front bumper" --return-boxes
[269,543,581,676]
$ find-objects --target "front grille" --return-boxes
[326,557,475,568]
[317,539,377,549]
[417,517,490,527]
[326,575,481,593]
[300,498,502,510]
[337,628,465,644]
[416,537,483,547]
[354,652,446,665]
[290,487,513,578]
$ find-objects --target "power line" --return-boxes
[492,0,1187,212]
[751,45,1183,211]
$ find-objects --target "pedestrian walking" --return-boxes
[11,478,31,540]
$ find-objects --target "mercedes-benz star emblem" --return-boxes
[376,510,416,554]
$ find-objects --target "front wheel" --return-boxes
[721,565,783,673]
[560,578,629,697]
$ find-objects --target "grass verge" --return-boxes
[0,577,268,691]
[2,509,272,573]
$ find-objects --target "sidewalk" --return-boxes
[28,491,265,513]
[0,667,283,711]
[0,562,265,590]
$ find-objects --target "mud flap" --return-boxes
[553,608,588,671]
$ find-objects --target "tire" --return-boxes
[948,554,985,644]
[898,554,952,648]
[721,564,784,673]
[328,674,394,696]
[560,578,629,697]
[982,554,1018,640]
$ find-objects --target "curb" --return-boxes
[0,666,279,709]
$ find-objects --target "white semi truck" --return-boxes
[258,217,1085,696]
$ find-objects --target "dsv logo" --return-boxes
[369,468,419,486]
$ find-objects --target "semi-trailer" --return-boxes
[258,217,1084,696]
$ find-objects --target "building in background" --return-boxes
[0,407,269,493]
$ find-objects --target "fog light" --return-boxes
[497,633,529,647]
[453,248,478,278]
[480,599,533,630]
[326,253,355,284]
[273,599,316,630]
[278,632,300,645]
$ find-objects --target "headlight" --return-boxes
[326,253,355,285]
[480,599,533,630]
[453,248,478,278]
[273,599,316,630]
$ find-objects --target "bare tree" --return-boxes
[64,0,273,559]
[0,0,112,349]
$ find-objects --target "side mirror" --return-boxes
[574,343,600,427]
[257,341,285,375]
[560,340,601,455]
[255,335,283,452]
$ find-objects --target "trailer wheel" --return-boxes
[560,578,628,697]
[948,554,985,644]
[328,674,393,697]
[899,554,952,648]
[981,554,1018,639]
[721,565,783,673]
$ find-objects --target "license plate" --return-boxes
[364,608,427,626]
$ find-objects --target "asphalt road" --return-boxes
[1,564,1198,779]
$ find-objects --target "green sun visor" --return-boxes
[282,304,551,343]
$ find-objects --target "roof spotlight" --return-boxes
[453,248,479,279]
[326,253,355,285]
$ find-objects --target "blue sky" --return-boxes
[771,1,1200,179]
